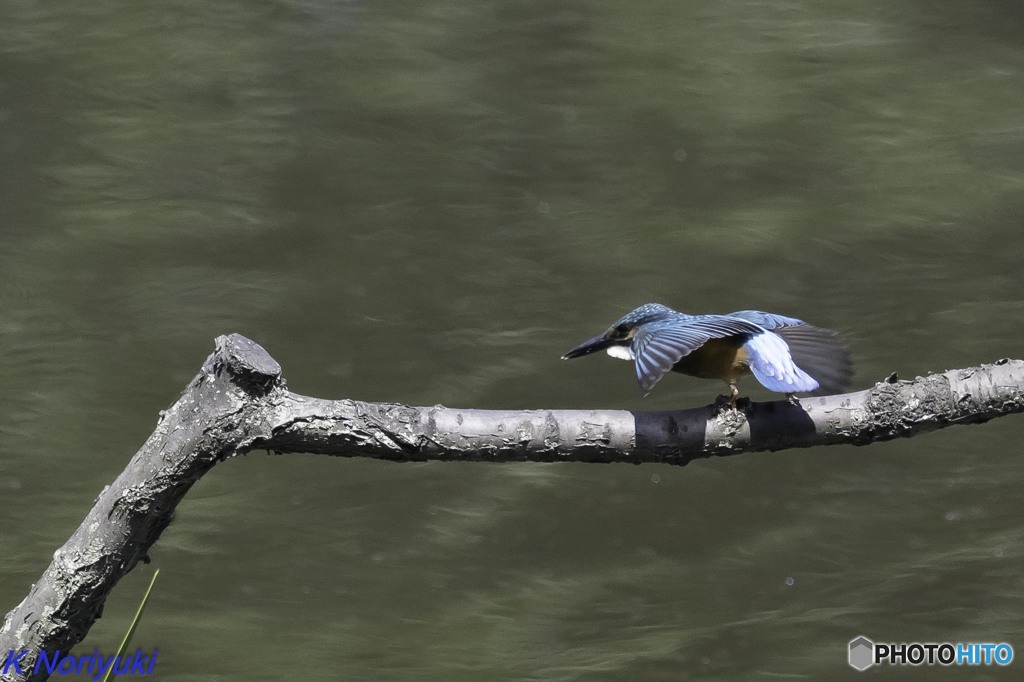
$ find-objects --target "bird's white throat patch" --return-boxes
[606,345,635,361]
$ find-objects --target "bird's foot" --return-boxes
[727,382,742,414]
[714,393,736,413]
[713,393,749,415]
[785,392,801,406]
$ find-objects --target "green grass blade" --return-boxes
[102,568,160,682]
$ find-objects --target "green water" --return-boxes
[2,1,1023,679]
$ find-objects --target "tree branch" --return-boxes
[3,334,1022,680]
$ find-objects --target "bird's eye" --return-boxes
[614,324,629,335]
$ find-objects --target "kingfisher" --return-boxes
[561,303,851,407]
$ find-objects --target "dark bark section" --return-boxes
[2,335,1022,681]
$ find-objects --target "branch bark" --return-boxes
[2,334,1022,680]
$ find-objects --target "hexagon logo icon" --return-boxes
[849,636,874,671]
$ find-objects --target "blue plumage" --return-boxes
[743,329,819,393]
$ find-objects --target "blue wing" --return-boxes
[743,331,819,393]
[727,310,806,329]
[728,310,850,395]
[630,315,764,392]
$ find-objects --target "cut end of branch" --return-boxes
[209,334,283,395]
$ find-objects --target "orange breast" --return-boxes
[671,337,751,382]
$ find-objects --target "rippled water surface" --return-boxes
[2,1,1023,679]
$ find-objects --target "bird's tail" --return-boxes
[774,324,853,396]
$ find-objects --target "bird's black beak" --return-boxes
[561,333,616,360]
